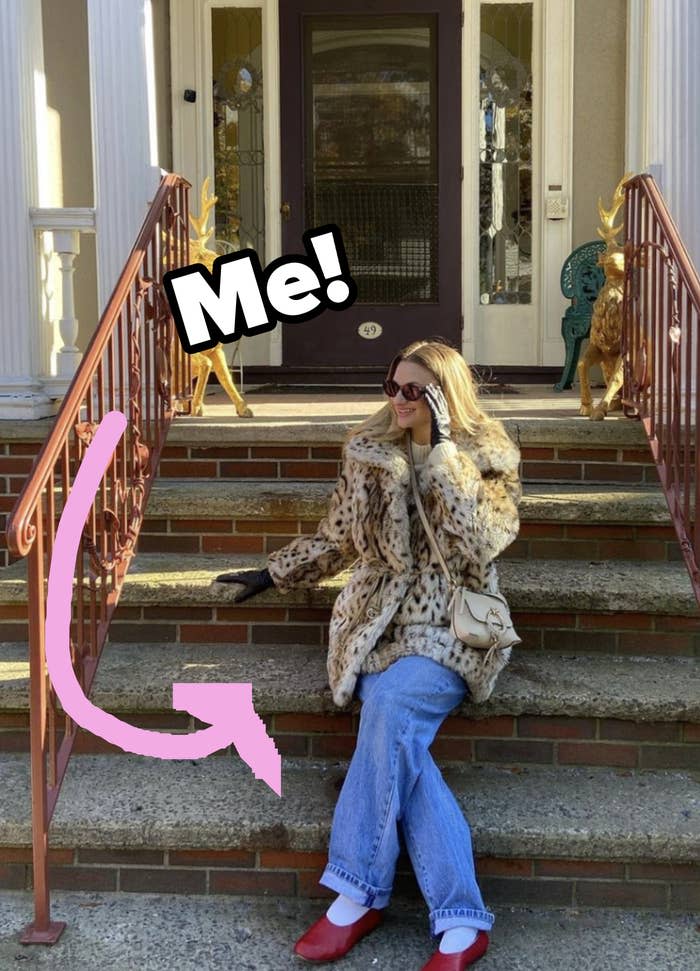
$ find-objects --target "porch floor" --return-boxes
[0,385,646,448]
[208,383,626,422]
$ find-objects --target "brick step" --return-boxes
[2,415,656,498]
[1,754,697,912]
[1,644,698,770]
[2,554,697,657]
[140,480,680,561]
[0,411,660,566]
[154,428,660,486]
[1,894,698,970]
[158,412,659,484]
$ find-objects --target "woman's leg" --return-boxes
[318,655,487,920]
[400,748,494,937]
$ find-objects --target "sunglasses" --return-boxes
[382,379,427,401]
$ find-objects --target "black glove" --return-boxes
[214,567,275,602]
[424,384,452,448]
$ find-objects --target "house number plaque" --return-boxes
[358,321,382,339]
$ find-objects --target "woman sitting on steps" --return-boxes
[215,338,522,970]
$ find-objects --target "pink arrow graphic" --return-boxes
[45,409,281,796]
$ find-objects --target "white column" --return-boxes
[0,0,54,419]
[625,0,649,175]
[87,0,162,311]
[643,0,700,269]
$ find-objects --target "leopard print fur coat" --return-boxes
[267,420,521,708]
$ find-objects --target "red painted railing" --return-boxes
[622,173,700,607]
[6,174,192,943]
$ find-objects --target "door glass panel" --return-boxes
[305,16,437,304]
[211,7,265,260]
[479,2,533,304]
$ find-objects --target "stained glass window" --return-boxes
[479,3,533,304]
[211,7,265,260]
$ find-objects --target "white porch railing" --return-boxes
[30,207,97,398]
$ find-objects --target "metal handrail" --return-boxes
[622,173,700,606]
[6,173,192,943]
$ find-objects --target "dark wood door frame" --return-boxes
[279,0,462,372]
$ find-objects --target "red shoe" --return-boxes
[419,930,489,970]
[293,907,383,963]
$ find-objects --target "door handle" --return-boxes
[280,201,292,221]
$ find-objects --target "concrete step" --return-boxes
[146,479,672,524]
[0,754,698,912]
[3,642,698,721]
[1,643,698,770]
[0,402,652,450]
[1,554,698,657]
[1,552,697,616]
[139,479,679,563]
[0,891,697,970]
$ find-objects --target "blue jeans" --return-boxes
[319,655,495,937]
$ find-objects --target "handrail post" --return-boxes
[20,505,66,944]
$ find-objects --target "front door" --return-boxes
[280,0,462,370]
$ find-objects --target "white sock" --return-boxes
[439,926,479,954]
[326,893,371,926]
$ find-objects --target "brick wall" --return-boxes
[1,601,697,656]
[2,705,699,768]
[0,436,663,568]
[0,441,42,568]
[0,844,696,910]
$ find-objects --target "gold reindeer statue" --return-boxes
[183,178,253,418]
[577,173,633,421]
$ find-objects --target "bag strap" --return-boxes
[406,433,456,592]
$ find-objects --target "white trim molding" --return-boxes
[31,208,97,232]
[461,0,479,366]
[170,0,282,366]
[540,0,574,367]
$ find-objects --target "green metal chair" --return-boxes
[554,240,607,391]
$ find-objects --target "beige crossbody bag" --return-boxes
[407,437,521,667]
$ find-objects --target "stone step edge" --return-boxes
[146,479,672,525]
[2,554,696,616]
[1,414,651,447]
[0,755,697,863]
[0,893,697,969]
[165,416,651,447]
[1,643,698,723]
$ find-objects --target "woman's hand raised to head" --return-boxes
[424,384,452,448]
[213,567,275,602]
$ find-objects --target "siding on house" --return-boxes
[572,0,627,249]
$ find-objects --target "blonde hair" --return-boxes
[349,339,493,443]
